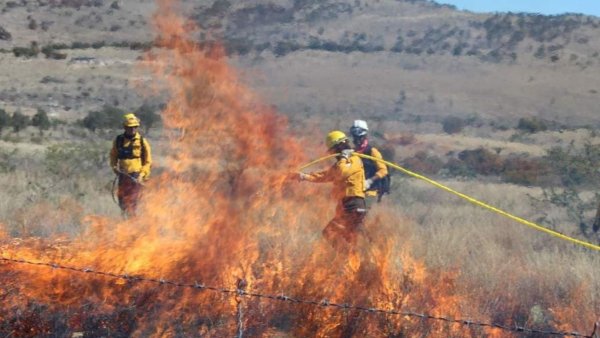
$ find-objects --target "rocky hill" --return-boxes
[2,0,600,128]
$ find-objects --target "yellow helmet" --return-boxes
[123,113,140,127]
[325,130,348,149]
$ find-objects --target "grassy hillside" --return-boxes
[2,0,600,127]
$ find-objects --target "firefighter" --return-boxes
[110,113,152,217]
[349,120,389,207]
[298,131,367,246]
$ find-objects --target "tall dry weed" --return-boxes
[387,177,600,329]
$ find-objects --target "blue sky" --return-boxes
[436,1,600,17]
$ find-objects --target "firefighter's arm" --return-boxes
[370,147,388,179]
[303,165,335,183]
[109,140,118,174]
[140,138,152,180]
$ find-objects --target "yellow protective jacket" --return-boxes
[109,132,152,179]
[367,147,388,179]
[304,153,365,199]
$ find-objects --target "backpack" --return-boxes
[361,145,392,202]
[376,171,391,202]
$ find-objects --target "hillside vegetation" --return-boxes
[1,0,600,242]
[1,0,600,127]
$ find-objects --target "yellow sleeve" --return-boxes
[334,156,358,178]
[305,165,336,183]
[140,138,152,178]
[370,148,388,179]
[109,139,118,170]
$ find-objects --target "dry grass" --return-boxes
[404,132,547,158]
[235,50,600,129]
[0,137,121,237]
[0,49,145,120]
[0,131,600,329]
[0,169,118,237]
[376,177,600,326]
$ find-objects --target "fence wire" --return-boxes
[0,256,596,338]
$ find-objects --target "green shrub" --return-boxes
[517,117,547,133]
[91,41,105,49]
[12,42,39,58]
[489,120,511,131]
[71,41,91,49]
[536,141,600,227]
[82,106,124,131]
[442,116,465,134]
[82,105,159,132]
[0,25,11,40]
[11,111,29,133]
[41,47,67,59]
[534,45,546,59]
[391,35,404,53]
[31,108,51,131]
[127,41,153,50]
[44,43,69,50]
[544,143,600,187]
[82,111,106,131]
[273,41,300,57]
[0,109,9,134]
[501,156,548,186]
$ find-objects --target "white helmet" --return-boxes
[350,119,368,137]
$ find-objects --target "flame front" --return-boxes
[0,1,595,337]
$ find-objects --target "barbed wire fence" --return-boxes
[1,256,598,338]
[236,278,247,338]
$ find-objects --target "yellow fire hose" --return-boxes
[300,152,600,252]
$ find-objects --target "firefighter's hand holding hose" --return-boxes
[283,172,309,182]
[297,172,310,181]
[364,178,374,190]
[113,167,145,186]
